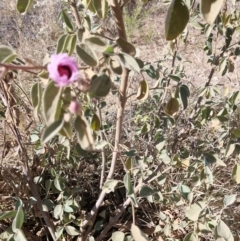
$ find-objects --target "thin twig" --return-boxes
[0,63,46,71]
[98,106,107,189]
[91,32,115,42]
[70,0,82,28]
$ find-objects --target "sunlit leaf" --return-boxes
[165,98,179,116]
[75,115,95,151]
[201,0,224,25]
[136,80,149,101]
[165,0,189,40]
[223,194,237,207]
[232,163,240,184]
[131,223,150,241]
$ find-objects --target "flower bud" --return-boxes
[68,101,82,114]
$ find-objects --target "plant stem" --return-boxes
[80,0,129,231]
[0,63,46,71]
[70,0,82,28]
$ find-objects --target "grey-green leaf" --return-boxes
[13,229,28,241]
[75,115,95,151]
[12,205,24,232]
[180,84,190,110]
[88,74,112,98]
[215,220,234,241]
[31,82,42,119]
[16,0,33,14]
[185,201,206,221]
[112,231,125,241]
[0,45,17,63]
[42,81,63,125]
[76,44,98,66]
[0,210,17,220]
[139,186,157,197]
[165,0,189,40]
[62,10,74,30]
[41,119,65,144]
[119,53,140,73]
[131,223,150,241]
[223,194,237,207]
[102,179,119,193]
[65,225,80,236]
[116,37,136,56]
[183,232,198,241]
[85,37,107,52]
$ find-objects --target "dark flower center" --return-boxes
[58,65,72,78]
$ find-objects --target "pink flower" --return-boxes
[47,53,78,87]
[68,100,82,114]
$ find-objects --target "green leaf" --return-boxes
[13,229,27,241]
[88,74,111,98]
[131,223,150,241]
[93,0,108,19]
[232,129,240,138]
[183,232,198,241]
[85,37,107,52]
[76,44,98,66]
[219,57,227,75]
[165,0,189,40]
[42,199,54,212]
[82,0,96,13]
[67,34,77,55]
[119,53,140,73]
[215,220,234,241]
[136,80,149,101]
[116,37,136,56]
[91,114,101,131]
[180,84,190,110]
[103,45,114,55]
[62,10,74,30]
[65,226,80,236]
[156,140,165,152]
[225,143,235,157]
[232,163,240,184]
[109,59,122,75]
[41,119,65,144]
[63,204,74,213]
[201,0,224,25]
[59,121,73,139]
[165,98,179,116]
[55,227,64,240]
[42,81,63,125]
[77,27,89,43]
[112,231,125,241]
[102,179,119,193]
[56,34,68,54]
[0,45,17,63]
[139,186,157,197]
[75,115,95,151]
[185,201,206,221]
[168,74,180,82]
[179,184,191,199]
[0,210,17,220]
[124,173,134,196]
[54,177,63,191]
[31,82,42,119]
[16,0,33,14]
[223,194,237,207]
[95,140,108,150]
[53,204,63,219]
[12,204,24,232]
